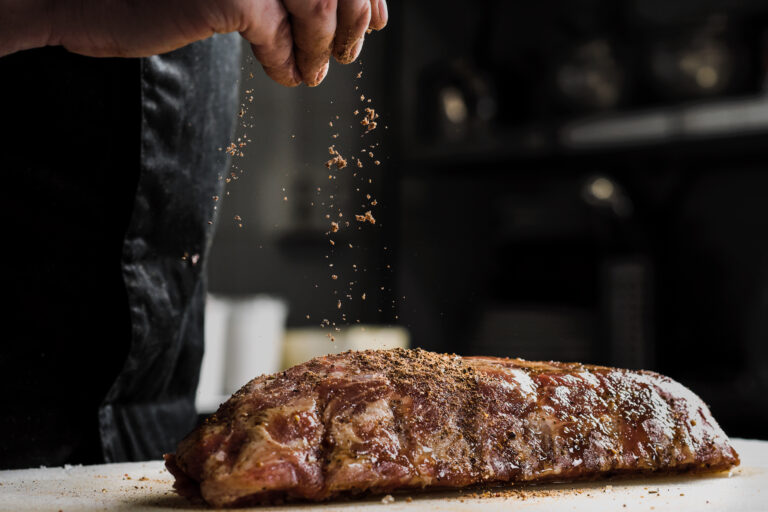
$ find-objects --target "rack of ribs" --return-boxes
[165,348,739,507]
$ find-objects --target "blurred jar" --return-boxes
[282,325,410,369]
[196,294,288,413]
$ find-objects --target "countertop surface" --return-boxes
[0,438,765,512]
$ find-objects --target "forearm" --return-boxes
[0,0,209,58]
[0,0,388,86]
[0,0,54,56]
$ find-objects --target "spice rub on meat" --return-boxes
[165,348,739,507]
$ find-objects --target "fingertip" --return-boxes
[251,41,302,87]
[307,62,330,87]
[263,64,302,87]
[370,0,389,30]
[283,76,302,87]
[284,69,302,87]
[333,37,364,65]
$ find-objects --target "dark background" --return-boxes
[208,0,768,439]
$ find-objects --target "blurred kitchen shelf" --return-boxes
[402,94,768,168]
[561,95,768,148]
[402,126,556,166]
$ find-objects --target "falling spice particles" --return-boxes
[361,107,379,133]
[325,145,348,169]
[308,61,396,331]
[355,211,376,224]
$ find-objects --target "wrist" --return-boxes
[0,0,55,56]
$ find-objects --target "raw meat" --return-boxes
[165,348,739,506]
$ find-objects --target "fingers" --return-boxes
[240,0,301,87]
[283,0,338,87]
[368,0,388,31]
[245,0,388,87]
[332,0,371,64]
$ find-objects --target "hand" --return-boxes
[0,0,388,87]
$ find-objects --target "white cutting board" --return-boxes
[0,438,765,512]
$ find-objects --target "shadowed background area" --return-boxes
[205,0,768,439]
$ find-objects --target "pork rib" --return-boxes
[165,348,739,507]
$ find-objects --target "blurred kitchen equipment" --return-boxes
[282,326,410,370]
[196,294,229,413]
[556,39,626,111]
[419,60,497,142]
[648,18,741,100]
[196,294,288,413]
[224,295,288,393]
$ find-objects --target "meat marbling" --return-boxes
[165,348,739,507]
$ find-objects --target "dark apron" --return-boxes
[0,34,241,468]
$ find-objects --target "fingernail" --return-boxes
[313,64,329,86]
